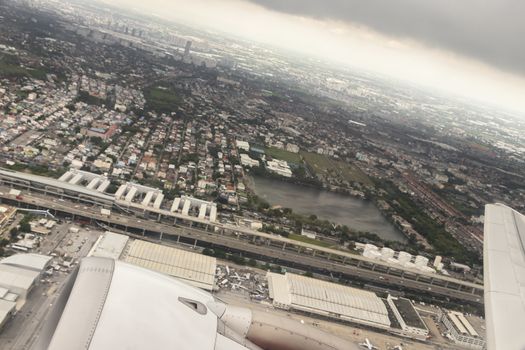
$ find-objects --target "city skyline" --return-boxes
[102,0,525,115]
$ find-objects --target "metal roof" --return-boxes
[484,204,525,350]
[0,264,39,292]
[0,299,16,325]
[0,253,52,272]
[87,232,129,260]
[123,240,216,290]
[267,272,390,328]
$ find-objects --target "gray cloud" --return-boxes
[246,0,525,75]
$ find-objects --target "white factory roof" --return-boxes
[484,204,525,350]
[267,272,390,328]
[0,253,52,272]
[88,232,129,260]
[0,299,16,326]
[0,264,40,292]
[123,240,216,290]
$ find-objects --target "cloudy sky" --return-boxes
[105,0,525,114]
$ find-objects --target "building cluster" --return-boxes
[361,244,436,274]
[266,272,430,341]
[0,254,52,328]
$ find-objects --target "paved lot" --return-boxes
[216,289,462,350]
[0,223,103,350]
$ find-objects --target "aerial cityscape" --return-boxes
[0,0,524,349]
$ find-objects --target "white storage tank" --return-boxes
[397,251,412,264]
[414,255,429,267]
[380,247,395,261]
[364,244,378,253]
[363,250,382,260]
[387,257,399,265]
[403,261,416,269]
[433,255,442,268]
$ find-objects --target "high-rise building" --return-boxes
[184,40,192,56]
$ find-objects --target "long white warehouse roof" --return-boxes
[484,204,525,350]
[267,272,390,328]
[0,253,52,272]
[123,240,216,291]
[88,232,129,260]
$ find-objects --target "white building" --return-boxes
[266,159,292,177]
[122,240,216,291]
[440,310,486,349]
[240,153,259,167]
[267,272,390,329]
[386,295,429,340]
[285,143,299,153]
[88,232,129,260]
[235,140,250,152]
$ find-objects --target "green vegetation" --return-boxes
[5,163,66,178]
[301,151,373,186]
[77,91,107,106]
[144,86,183,113]
[0,54,48,80]
[375,179,480,265]
[265,147,302,164]
[288,233,333,248]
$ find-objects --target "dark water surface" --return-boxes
[251,176,406,242]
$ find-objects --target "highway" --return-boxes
[0,187,484,306]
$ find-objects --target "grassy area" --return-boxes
[0,55,48,80]
[144,86,183,113]
[265,147,302,164]
[288,233,333,248]
[301,151,373,186]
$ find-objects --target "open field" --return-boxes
[144,86,183,113]
[265,147,302,163]
[301,152,373,186]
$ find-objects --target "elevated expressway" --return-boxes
[0,170,483,305]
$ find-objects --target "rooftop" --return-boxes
[267,272,390,328]
[392,297,426,330]
[0,253,52,272]
[122,240,216,291]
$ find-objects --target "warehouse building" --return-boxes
[88,231,129,260]
[266,272,391,329]
[0,298,15,330]
[0,254,52,329]
[385,295,429,340]
[0,254,52,299]
[122,240,216,291]
[440,310,486,349]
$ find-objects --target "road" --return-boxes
[0,189,483,305]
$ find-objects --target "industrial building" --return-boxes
[88,231,129,260]
[0,254,52,329]
[386,295,429,340]
[440,310,486,349]
[122,240,216,291]
[0,254,52,298]
[267,272,391,329]
[0,298,15,330]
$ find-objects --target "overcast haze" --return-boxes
[104,0,525,114]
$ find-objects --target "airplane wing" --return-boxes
[484,204,525,350]
[35,257,359,350]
